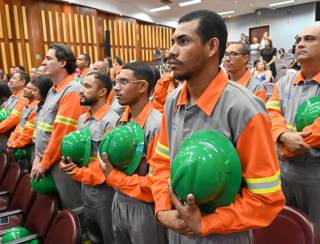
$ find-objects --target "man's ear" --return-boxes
[59,60,67,69]
[139,81,149,94]
[207,37,219,58]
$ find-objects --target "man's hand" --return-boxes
[279,131,311,154]
[157,210,195,236]
[31,161,45,181]
[98,152,114,176]
[169,180,202,236]
[59,156,78,175]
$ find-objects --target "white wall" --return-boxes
[225,2,319,50]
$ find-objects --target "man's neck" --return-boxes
[229,67,247,82]
[130,96,149,119]
[186,64,219,105]
[13,87,25,95]
[51,70,69,85]
[301,62,320,80]
[91,98,107,115]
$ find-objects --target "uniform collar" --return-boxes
[237,69,251,87]
[292,70,320,85]
[13,89,25,98]
[120,102,153,128]
[53,74,75,92]
[80,67,90,78]
[28,99,39,108]
[176,70,228,116]
[84,102,111,122]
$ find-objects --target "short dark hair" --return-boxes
[234,42,250,55]
[15,65,25,72]
[179,10,228,63]
[48,43,76,74]
[115,56,123,66]
[0,69,4,80]
[0,80,11,99]
[16,71,30,84]
[80,53,91,66]
[88,72,113,96]
[122,61,155,95]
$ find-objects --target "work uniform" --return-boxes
[266,71,320,227]
[70,102,119,244]
[106,102,167,244]
[7,100,38,171]
[0,90,29,152]
[235,69,267,102]
[34,74,84,212]
[76,67,90,84]
[149,70,285,244]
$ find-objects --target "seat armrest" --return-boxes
[3,233,40,243]
[0,209,23,218]
[0,191,9,196]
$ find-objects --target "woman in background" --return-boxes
[253,61,274,83]
[260,39,277,78]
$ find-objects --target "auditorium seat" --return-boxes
[254,206,319,244]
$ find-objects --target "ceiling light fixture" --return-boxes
[218,10,235,15]
[269,0,295,7]
[179,0,202,7]
[150,5,171,12]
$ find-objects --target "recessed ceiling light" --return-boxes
[150,5,171,12]
[179,0,201,7]
[269,0,295,7]
[234,0,238,3]
[249,3,254,7]
[218,10,235,15]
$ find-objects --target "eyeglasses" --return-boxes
[113,79,148,87]
[224,51,246,59]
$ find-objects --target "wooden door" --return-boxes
[249,25,269,44]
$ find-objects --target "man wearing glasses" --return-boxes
[223,42,267,102]
[267,26,320,229]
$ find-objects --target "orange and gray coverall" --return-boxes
[149,70,285,244]
[107,102,167,244]
[266,70,320,227]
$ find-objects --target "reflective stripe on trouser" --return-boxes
[82,184,115,244]
[168,229,253,244]
[280,160,320,228]
[50,163,83,211]
[112,191,168,244]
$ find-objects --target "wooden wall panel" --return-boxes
[0,0,173,72]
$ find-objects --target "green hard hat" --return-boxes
[14,147,32,160]
[30,172,57,195]
[171,130,242,214]
[99,122,144,176]
[0,109,11,122]
[60,127,91,167]
[2,226,38,244]
[295,96,320,132]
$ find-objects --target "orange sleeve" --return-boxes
[0,98,29,134]
[41,92,84,170]
[255,89,267,103]
[7,126,20,148]
[10,110,36,149]
[152,74,173,113]
[149,112,172,213]
[71,160,106,186]
[107,90,115,105]
[266,84,288,143]
[302,117,320,148]
[105,135,159,202]
[200,113,285,236]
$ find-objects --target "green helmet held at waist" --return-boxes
[60,127,91,167]
[99,122,144,176]
[295,96,320,132]
[0,109,11,122]
[14,147,32,160]
[30,172,57,195]
[170,130,242,214]
[2,226,39,243]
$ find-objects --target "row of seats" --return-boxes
[0,154,80,243]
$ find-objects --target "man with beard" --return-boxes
[148,10,284,244]
[267,26,320,228]
[0,71,29,152]
[99,61,167,244]
[60,72,118,244]
[76,53,91,84]
[223,42,266,102]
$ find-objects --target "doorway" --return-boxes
[249,25,269,44]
